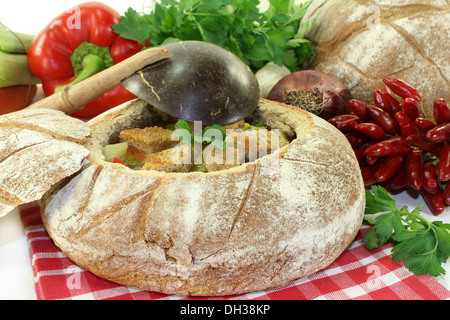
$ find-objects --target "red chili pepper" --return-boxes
[365,154,379,166]
[384,91,403,114]
[433,98,450,125]
[406,134,444,156]
[365,136,410,157]
[382,77,422,102]
[423,161,438,194]
[27,2,147,119]
[436,144,450,182]
[337,117,362,131]
[348,99,370,121]
[363,141,379,165]
[401,97,422,120]
[374,155,404,182]
[113,157,127,166]
[354,122,386,141]
[353,146,367,165]
[426,122,450,143]
[366,105,399,135]
[373,88,395,117]
[443,183,450,206]
[361,166,378,186]
[414,117,435,134]
[395,111,418,137]
[387,162,407,190]
[328,114,360,127]
[381,84,390,94]
[405,148,423,190]
[421,189,446,216]
[345,132,370,149]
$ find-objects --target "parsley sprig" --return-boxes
[112,0,317,71]
[363,186,450,276]
[174,119,227,149]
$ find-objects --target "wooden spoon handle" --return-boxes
[26,47,171,114]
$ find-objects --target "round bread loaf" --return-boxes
[302,0,450,119]
[40,98,365,296]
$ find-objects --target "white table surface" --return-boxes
[1,0,450,300]
[0,208,36,300]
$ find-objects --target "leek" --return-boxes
[0,24,40,88]
[0,50,40,87]
[0,26,34,54]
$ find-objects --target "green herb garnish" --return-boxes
[125,156,144,169]
[112,0,317,71]
[175,119,227,149]
[363,185,450,276]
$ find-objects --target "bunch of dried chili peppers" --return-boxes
[328,77,450,216]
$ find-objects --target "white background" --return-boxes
[0,0,146,34]
[0,0,450,300]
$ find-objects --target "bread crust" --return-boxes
[302,0,450,119]
[40,98,365,296]
[0,108,90,217]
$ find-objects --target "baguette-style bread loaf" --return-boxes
[302,0,450,119]
[0,108,90,217]
[40,98,365,296]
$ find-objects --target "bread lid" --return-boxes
[0,108,90,217]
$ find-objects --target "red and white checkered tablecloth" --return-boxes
[19,206,450,300]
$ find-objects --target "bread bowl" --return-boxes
[40,98,365,296]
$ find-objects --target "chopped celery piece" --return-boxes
[126,156,144,169]
[102,142,128,162]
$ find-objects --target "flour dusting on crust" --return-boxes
[0,108,90,217]
[41,99,365,296]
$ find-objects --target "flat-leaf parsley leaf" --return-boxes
[112,0,317,71]
[363,185,450,277]
[174,119,227,149]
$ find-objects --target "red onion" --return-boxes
[267,70,352,120]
